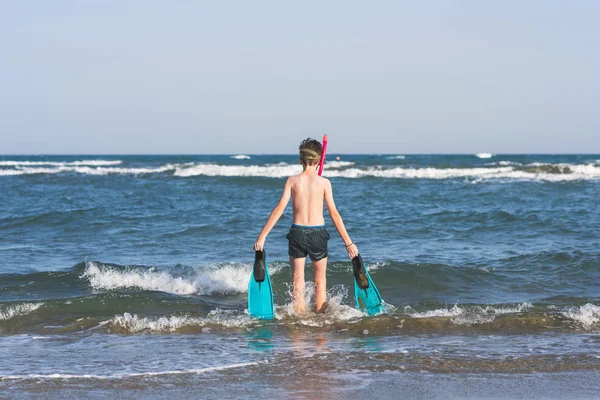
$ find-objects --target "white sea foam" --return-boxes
[365,261,390,271]
[176,164,517,179]
[326,166,513,179]
[0,165,176,176]
[276,284,365,326]
[82,261,256,295]
[562,303,600,330]
[326,164,600,181]
[405,302,531,325]
[0,303,43,320]
[475,153,493,159]
[0,167,73,176]
[0,160,122,167]
[325,161,355,168]
[405,304,464,319]
[3,160,600,181]
[526,162,579,168]
[0,169,30,176]
[386,155,405,159]
[111,310,255,332]
[495,161,523,166]
[230,155,251,160]
[174,163,301,178]
[0,361,260,380]
[72,165,176,175]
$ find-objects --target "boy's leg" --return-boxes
[290,257,307,314]
[312,257,327,313]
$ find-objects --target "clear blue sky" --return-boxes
[1,1,598,154]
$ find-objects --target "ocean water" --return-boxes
[1,154,599,398]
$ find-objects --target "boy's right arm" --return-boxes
[324,179,359,259]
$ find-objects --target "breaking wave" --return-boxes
[0,303,44,320]
[0,160,122,167]
[562,303,600,330]
[325,161,355,168]
[173,162,600,181]
[324,164,600,181]
[173,163,300,178]
[404,302,532,325]
[0,165,177,176]
[110,310,255,333]
[1,259,598,334]
[86,301,600,334]
[82,261,255,295]
[3,160,600,181]
[492,161,523,166]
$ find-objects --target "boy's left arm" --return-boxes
[254,178,292,251]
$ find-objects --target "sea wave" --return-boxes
[110,310,255,333]
[325,161,355,168]
[0,160,122,167]
[562,303,600,330]
[230,155,251,160]
[82,261,254,295]
[327,165,600,181]
[2,161,600,181]
[0,165,177,176]
[386,155,405,159]
[73,165,177,175]
[109,286,367,332]
[97,302,600,334]
[170,163,600,181]
[490,161,523,166]
[404,302,532,325]
[1,287,598,335]
[2,256,597,305]
[0,302,43,320]
[173,163,301,178]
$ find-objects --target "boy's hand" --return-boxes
[254,237,265,251]
[346,243,359,259]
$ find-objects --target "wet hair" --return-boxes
[299,138,322,167]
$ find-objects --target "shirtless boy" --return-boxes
[254,138,359,314]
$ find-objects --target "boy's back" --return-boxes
[288,173,327,226]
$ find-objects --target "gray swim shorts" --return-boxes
[286,224,330,261]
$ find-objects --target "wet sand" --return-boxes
[4,354,599,399]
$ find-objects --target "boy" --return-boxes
[254,138,359,314]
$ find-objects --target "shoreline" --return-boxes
[4,369,599,400]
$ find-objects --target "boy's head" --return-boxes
[299,138,322,168]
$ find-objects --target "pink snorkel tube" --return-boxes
[318,134,328,176]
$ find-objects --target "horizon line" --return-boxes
[1,152,599,157]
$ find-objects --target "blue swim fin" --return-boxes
[352,254,384,316]
[248,250,274,319]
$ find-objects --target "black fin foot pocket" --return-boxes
[254,250,266,282]
[352,254,369,289]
